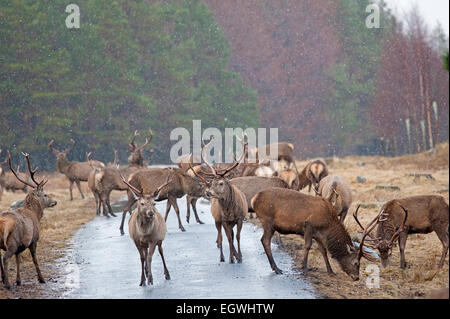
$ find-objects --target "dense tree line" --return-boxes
[0,0,259,169]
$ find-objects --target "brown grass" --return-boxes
[260,142,449,299]
[0,173,123,299]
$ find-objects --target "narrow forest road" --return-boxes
[63,195,316,299]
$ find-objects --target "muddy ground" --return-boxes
[0,143,448,299]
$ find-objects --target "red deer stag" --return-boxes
[251,189,376,280]
[120,170,171,286]
[48,139,104,200]
[189,138,248,263]
[355,195,449,269]
[0,152,57,289]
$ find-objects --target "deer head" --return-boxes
[8,152,57,209]
[189,136,247,201]
[128,129,153,166]
[353,204,408,267]
[48,139,75,162]
[119,166,171,221]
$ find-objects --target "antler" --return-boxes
[22,152,47,187]
[129,130,139,151]
[8,152,45,189]
[118,165,143,197]
[48,139,60,154]
[216,135,248,177]
[356,205,385,261]
[136,129,153,152]
[199,138,217,177]
[153,168,172,198]
[188,163,210,185]
[62,138,75,155]
[113,149,118,166]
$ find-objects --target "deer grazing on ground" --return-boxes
[48,138,104,200]
[251,188,376,280]
[297,159,329,193]
[0,152,57,289]
[120,170,171,286]
[317,175,352,223]
[189,138,248,264]
[119,167,206,235]
[355,195,449,269]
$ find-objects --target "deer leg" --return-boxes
[273,231,284,248]
[169,197,185,232]
[146,243,156,285]
[317,240,334,274]
[301,222,314,272]
[261,224,282,274]
[75,180,85,199]
[433,224,449,269]
[2,250,13,289]
[93,191,100,215]
[157,241,171,280]
[398,232,408,269]
[15,254,21,286]
[106,192,116,217]
[0,251,4,284]
[236,220,243,263]
[186,196,192,224]
[69,180,74,201]
[120,194,136,235]
[223,223,236,264]
[164,200,172,222]
[191,198,204,224]
[138,247,146,286]
[29,242,45,283]
[215,221,225,262]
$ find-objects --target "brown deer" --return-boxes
[119,167,206,235]
[318,175,352,223]
[48,138,104,200]
[0,152,57,289]
[229,176,289,217]
[297,159,329,193]
[87,152,127,217]
[355,195,449,269]
[251,189,375,280]
[120,170,171,286]
[128,129,153,167]
[189,138,248,264]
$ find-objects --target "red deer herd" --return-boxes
[0,130,448,294]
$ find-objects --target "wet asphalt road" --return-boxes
[64,195,316,299]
